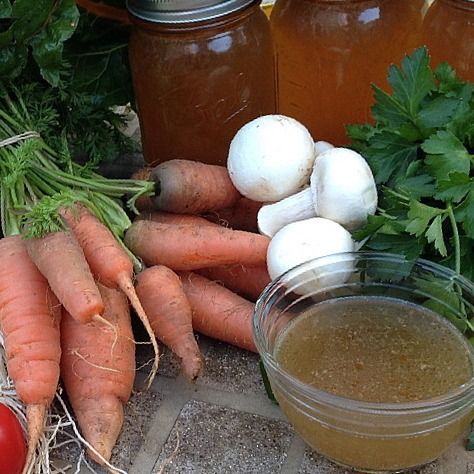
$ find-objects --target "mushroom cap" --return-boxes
[311,148,377,231]
[266,217,355,295]
[227,115,316,202]
[314,140,334,156]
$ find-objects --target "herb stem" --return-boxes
[447,204,461,275]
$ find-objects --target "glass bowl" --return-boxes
[253,251,474,473]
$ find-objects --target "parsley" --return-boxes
[349,47,474,282]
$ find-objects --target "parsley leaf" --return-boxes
[372,47,434,127]
[348,46,474,322]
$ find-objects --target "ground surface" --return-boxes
[52,334,474,474]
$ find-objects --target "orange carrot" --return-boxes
[138,210,218,227]
[179,271,256,352]
[0,236,62,473]
[196,264,271,302]
[136,266,203,381]
[150,159,241,213]
[24,230,104,324]
[204,197,262,232]
[60,205,160,386]
[60,283,135,465]
[131,167,155,212]
[124,220,270,271]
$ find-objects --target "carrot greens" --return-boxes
[0,85,153,268]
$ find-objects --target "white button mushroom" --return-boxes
[257,147,377,237]
[267,217,355,295]
[227,115,316,202]
[314,140,334,156]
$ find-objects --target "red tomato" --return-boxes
[0,403,27,474]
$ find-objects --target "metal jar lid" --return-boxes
[126,0,256,24]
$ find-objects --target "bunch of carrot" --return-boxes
[0,208,153,473]
[0,157,271,472]
[0,85,163,471]
[129,159,272,358]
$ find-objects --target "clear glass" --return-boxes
[270,0,424,145]
[422,0,473,82]
[129,1,276,166]
[254,252,474,473]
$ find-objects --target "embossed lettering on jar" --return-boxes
[128,0,276,166]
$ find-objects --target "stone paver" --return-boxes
[198,339,266,394]
[151,400,293,474]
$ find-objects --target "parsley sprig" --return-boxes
[349,48,474,280]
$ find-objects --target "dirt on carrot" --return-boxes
[150,159,241,214]
[196,264,270,302]
[24,229,104,324]
[60,282,135,466]
[0,235,62,474]
[125,220,270,271]
[137,210,218,227]
[61,205,160,387]
[136,265,203,381]
[203,197,262,232]
[179,271,257,352]
[131,166,155,212]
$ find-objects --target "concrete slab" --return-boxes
[51,388,161,473]
[198,339,266,394]
[151,399,294,474]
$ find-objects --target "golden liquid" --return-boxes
[129,4,275,166]
[274,296,474,472]
[271,0,424,145]
[422,0,473,83]
[276,297,473,402]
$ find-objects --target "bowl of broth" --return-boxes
[253,252,474,473]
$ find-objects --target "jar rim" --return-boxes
[126,0,255,24]
[253,251,474,416]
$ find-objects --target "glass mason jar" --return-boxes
[254,252,474,473]
[422,0,473,82]
[270,0,425,145]
[127,0,276,166]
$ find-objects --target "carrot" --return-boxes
[138,210,219,227]
[179,271,256,352]
[204,197,263,232]
[131,166,155,212]
[125,220,269,271]
[60,283,135,465]
[24,230,104,324]
[60,205,160,386]
[150,159,241,213]
[0,236,62,473]
[196,264,271,302]
[136,266,203,381]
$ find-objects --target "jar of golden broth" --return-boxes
[127,0,276,166]
[422,0,473,82]
[270,0,425,145]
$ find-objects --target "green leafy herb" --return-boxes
[0,0,136,165]
[350,48,474,281]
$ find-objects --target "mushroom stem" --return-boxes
[257,188,315,237]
